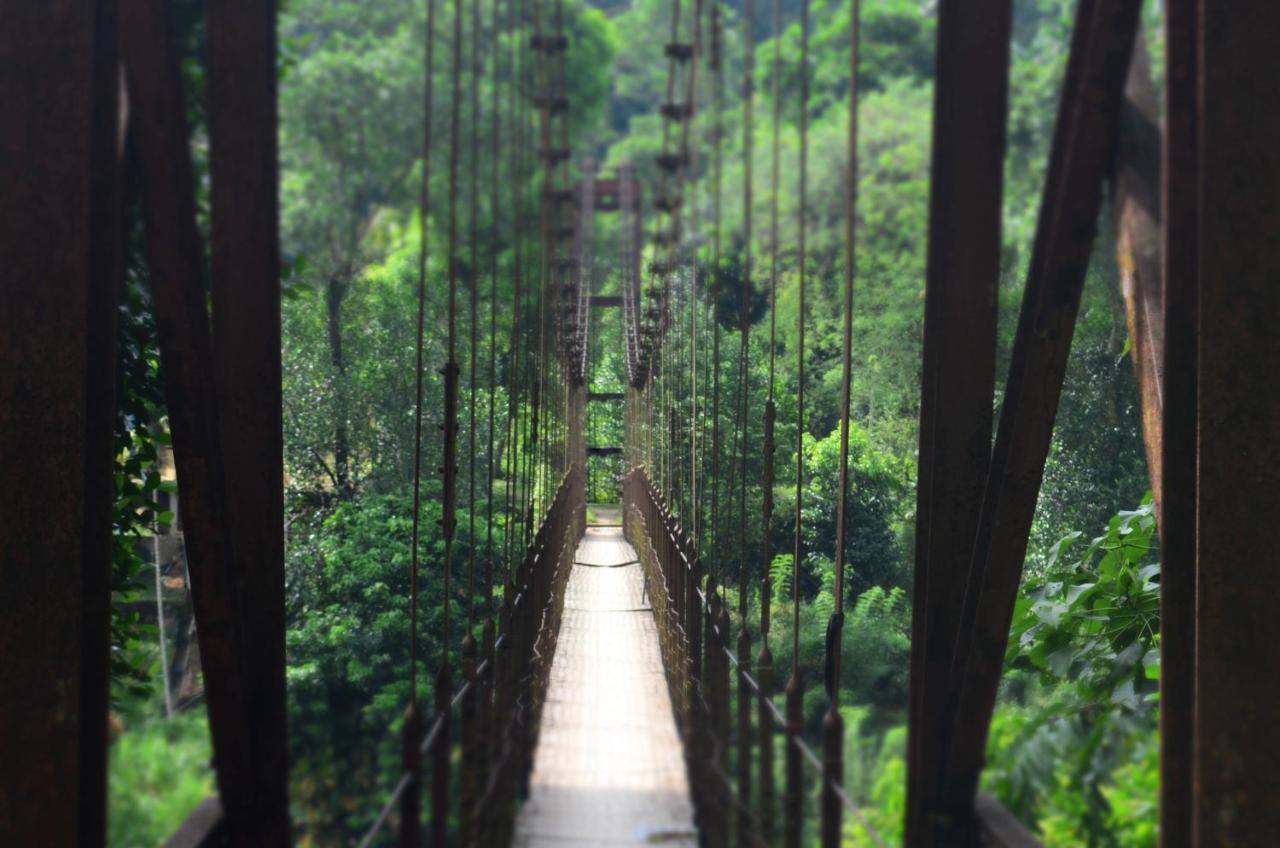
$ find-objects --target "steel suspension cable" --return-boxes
[754,0,785,839]
[428,0,465,843]
[820,1,862,843]
[686,0,704,544]
[484,0,502,624]
[761,0,782,663]
[532,0,551,524]
[791,0,809,676]
[709,1,724,582]
[736,0,755,622]
[829,0,861,710]
[734,3,758,843]
[467,0,482,633]
[441,0,464,666]
[783,3,811,845]
[503,0,525,581]
[409,0,439,723]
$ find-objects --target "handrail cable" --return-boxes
[637,474,889,846]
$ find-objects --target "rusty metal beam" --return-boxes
[120,0,260,841]
[205,1,289,843]
[163,799,227,848]
[1111,33,1164,514]
[0,3,123,844]
[1193,2,1280,841]
[1158,2,1197,845]
[975,795,1041,848]
[904,1,1011,844]
[937,0,1143,836]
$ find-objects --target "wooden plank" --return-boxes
[205,2,289,843]
[1194,2,1280,841]
[904,1,1011,844]
[0,2,122,844]
[937,0,1143,829]
[119,0,259,839]
[1157,2,1197,845]
[591,295,624,308]
[512,528,696,846]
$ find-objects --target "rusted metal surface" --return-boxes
[81,3,127,843]
[163,798,228,848]
[735,627,753,847]
[0,3,122,843]
[1194,3,1280,841]
[120,0,261,839]
[820,709,844,848]
[1158,2,1197,845]
[399,705,422,848]
[459,636,479,846]
[904,1,1011,844]
[783,674,803,848]
[1111,32,1164,516]
[974,794,1041,848]
[756,643,776,844]
[205,2,290,842]
[938,0,1142,837]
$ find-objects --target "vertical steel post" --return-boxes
[400,704,423,848]
[903,2,1010,844]
[1158,3,1197,845]
[783,672,803,848]
[820,708,844,847]
[459,635,478,846]
[735,627,753,846]
[757,643,776,844]
[1194,2,1280,840]
[430,668,452,848]
[0,4,122,843]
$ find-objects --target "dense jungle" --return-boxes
[106,0,1164,844]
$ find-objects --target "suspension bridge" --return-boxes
[4,0,1280,847]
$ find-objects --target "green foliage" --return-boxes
[110,267,170,706]
[286,489,448,839]
[1009,497,1160,711]
[108,712,214,848]
[800,425,910,597]
[987,500,1161,845]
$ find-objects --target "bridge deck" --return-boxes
[512,515,697,847]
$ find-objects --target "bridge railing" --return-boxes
[353,466,584,848]
[623,467,1038,848]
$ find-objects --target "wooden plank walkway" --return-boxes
[512,515,698,847]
